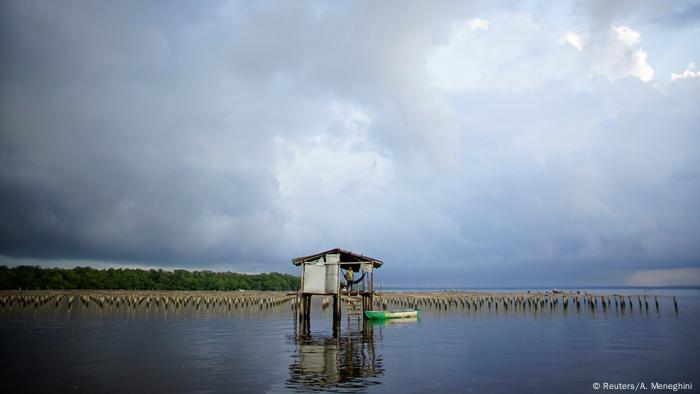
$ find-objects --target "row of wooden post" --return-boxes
[0,292,295,311]
[372,292,679,315]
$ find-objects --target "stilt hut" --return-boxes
[292,248,382,323]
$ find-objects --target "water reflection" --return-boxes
[366,317,419,329]
[287,320,384,392]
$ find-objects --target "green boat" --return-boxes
[364,309,420,320]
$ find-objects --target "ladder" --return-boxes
[345,295,363,318]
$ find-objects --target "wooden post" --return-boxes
[298,263,305,323]
[673,296,678,314]
[333,262,341,323]
[362,294,367,318]
[300,263,305,295]
[369,269,374,311]
[332,317,340,338]
[301,295,310,336]
[333,294,340,321]
[298,293,304,322]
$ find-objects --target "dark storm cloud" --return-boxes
[0,1,286,266]
[1,1,699,285]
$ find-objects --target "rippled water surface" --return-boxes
[1,289,698,393]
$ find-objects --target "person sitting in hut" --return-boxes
[344,268,355,291]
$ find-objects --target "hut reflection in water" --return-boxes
[287,320,384,391]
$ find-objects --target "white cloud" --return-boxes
[590,26,654,82]
[273,101,398,253]
[428,18,658,91]
[630,49,655,82]
[561,32,584,50]
[274,101,394,231]
[427,13,577,91]
[468,18,489,31]
[671,62,699,80]
[613,25,641,46]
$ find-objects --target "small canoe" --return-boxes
[364,309,420,320]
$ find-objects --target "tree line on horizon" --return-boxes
[0,265,300,291]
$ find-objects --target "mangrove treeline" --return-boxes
[0,265,300,291]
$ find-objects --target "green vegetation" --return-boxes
[0,265,300,291]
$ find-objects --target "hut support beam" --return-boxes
[333,294,341,322]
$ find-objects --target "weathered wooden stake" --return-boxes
[673,296,678,314]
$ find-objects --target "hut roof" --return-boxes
[291,247,383,268]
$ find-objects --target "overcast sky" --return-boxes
[1,0,699,287]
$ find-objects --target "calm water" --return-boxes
[1,289,698,393]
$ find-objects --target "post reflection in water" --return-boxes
[287,319,385,392]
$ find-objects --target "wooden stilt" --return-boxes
[333,294,340,322]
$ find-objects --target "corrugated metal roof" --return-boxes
[291,247,383,268]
